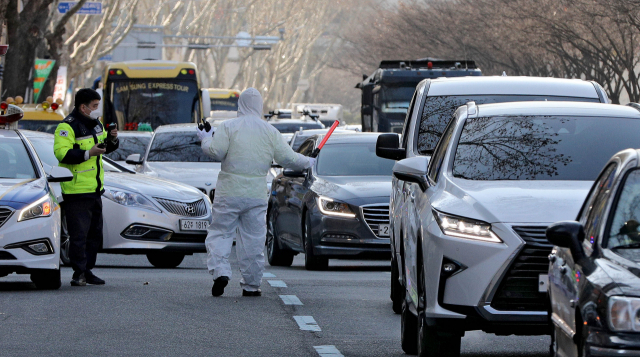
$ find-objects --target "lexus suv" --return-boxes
[375,76,610,316]
[378,100,640,356]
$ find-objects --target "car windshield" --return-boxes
[104,135,150,161]
[453,116,640,181]
[270,122,324,133]
[18,120,61,134]
[607,169,640,261]
[381,86,415,114]
[26,136,124,172]
[147,131,219,162]
[317,142,395,176]
[108,79,200,131]
[417,95,601,154]
[0,137,37,179]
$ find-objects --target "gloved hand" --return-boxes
[307,157,317,168]
[197,126,212,141]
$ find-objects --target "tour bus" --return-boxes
[206,88,240,120]
[102,60,210,131]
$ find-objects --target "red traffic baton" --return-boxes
[311,120,340,158]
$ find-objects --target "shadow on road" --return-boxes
[0,281,37,291]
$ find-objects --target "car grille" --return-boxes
[0,208,13,228]
[491,226,552,311]
[154,198,207,217]
[361,205,390,238]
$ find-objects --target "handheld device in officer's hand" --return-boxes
[106,122,117,132]
[97,143,106,149]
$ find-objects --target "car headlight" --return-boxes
[18,195,53,221]
[609,296,640,332]
[317,196,356,218]
[104,187,161,212]
[433,210,502,243]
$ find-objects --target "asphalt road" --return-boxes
[0,248,550,356]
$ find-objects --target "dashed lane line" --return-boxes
[280,295,303,305]
[293,316,321,332]
[263,272,276,278]
[314,345,344,357]
[268,280,287,288]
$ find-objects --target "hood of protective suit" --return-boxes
[237,88,263,118]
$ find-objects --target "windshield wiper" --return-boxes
[611,242,640,250]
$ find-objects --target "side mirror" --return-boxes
[392,156,430,191]
[47,166,73,182]
[283,168,306,178]
[376,133,406,161]
[546,221,586,260]
[126,153,143,165]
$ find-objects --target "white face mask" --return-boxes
[83,105,101,120]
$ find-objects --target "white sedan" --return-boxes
[24,131,212,268]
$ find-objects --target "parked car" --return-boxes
[548,146,640,357]
[103,131,152,170]
[375,75,611,316]
[267,118,325,133]
[381,101,640,356]
[267,133,395,270]
[0,128,73,289]
[125,124,221,203]
[24,130,212,269]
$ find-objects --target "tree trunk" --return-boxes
[3,0,54,101]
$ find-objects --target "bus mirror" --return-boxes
[201,89,211,115]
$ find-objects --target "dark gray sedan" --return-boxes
[267,133,395,270]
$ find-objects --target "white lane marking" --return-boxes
[280,295,303,305]
[294,316,321,331]
[268,280,287,287]
[263,272,276,278]
[314,345,344,357]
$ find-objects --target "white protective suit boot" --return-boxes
[202,87,311,294]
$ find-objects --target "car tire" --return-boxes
[391,256,403,314]
[31,269,61,290]
[303,211,328,271]
[267,208,294,267]
[401,300,419,355]
[146,252,185,268]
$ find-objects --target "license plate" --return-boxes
[180,219,209,231]
[378,224,391,237]
[538,274,549,293]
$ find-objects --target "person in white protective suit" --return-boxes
[197,88,315,297]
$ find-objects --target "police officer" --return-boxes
[54,88,119,286]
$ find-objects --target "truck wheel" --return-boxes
[267,209,294,267]
[304,212,328,271]
[401,300,419,355]
[391,256,403,314]
[146,252,185,268]
[31,269,61,290]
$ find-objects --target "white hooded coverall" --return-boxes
[201,88,310,291]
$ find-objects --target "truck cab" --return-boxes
[357,59,482,133]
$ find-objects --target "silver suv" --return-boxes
[382,101,640,356]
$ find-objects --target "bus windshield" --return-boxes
[108,79,200,130]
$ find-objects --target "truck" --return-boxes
[357,59,482,133]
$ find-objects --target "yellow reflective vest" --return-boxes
[53,109,119,196]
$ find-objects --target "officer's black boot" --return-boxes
[85,270,105,285]
[70,272,86,286]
